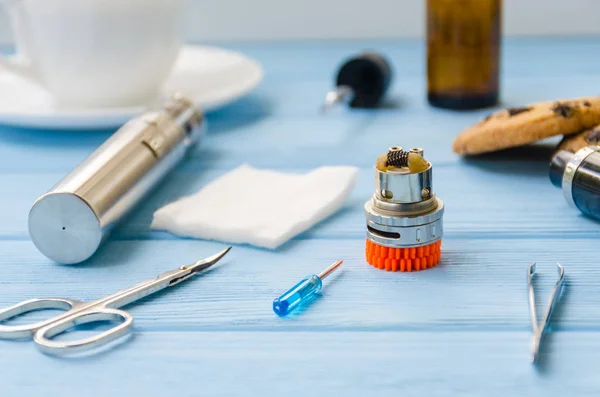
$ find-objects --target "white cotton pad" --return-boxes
[151,164,359,249]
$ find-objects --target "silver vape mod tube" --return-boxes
[28,94,203,264]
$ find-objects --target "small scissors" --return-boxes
[0,247,231,356]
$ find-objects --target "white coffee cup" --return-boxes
[0,0,186,108]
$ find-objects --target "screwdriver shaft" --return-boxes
[318,260,343,280]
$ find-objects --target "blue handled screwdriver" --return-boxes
[273,260,343,316]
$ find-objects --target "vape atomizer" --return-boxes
[364,147,445,272]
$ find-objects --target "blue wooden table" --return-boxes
[2,38,600,396]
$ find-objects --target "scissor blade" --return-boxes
[165,247,232,288]
[187,246,232,274]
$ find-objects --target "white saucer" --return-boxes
[0,45,263,129]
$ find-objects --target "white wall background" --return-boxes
[1,0,600,44]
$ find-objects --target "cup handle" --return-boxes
[0,0,38,82]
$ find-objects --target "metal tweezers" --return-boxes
[527,262,565,363]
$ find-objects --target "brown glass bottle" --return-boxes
[427,0,501,110]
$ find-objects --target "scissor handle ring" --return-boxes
[33,308,133,356]
[0,298,80,339]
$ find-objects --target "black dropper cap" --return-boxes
[324,52,393,110]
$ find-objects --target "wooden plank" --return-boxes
[0,160,591,240]
[0,238,594,331]
[1,331,598,397]
[2,74,600,172]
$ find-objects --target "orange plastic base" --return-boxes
[365,239,442,272]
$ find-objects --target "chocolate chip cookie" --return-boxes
[557,124,600,153]
[453,97,600,155]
